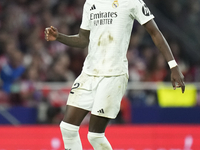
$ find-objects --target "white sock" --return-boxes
[87,132,112,150]
[60,121,82,150]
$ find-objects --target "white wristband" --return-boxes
[168,60,178,69]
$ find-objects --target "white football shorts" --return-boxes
[67,72,128,119]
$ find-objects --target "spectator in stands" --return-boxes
[0,49,25,105]
[46,53,75,82]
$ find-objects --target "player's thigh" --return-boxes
[67,72,95,111]
[63,105,89,126]
[92,74,128,119]
[89,114,110,133]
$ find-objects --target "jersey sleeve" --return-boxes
[80,1,91,30]
[130,0,154,25]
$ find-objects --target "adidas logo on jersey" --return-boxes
[90,5,96,11]
[97,109,104,114]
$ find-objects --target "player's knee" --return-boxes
[87,131,98,143]
[60,121,79,140]
[87,132,112,150]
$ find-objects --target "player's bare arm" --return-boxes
[143,19,185,93]
[45,26,90,48]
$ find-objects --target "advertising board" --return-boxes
[0,125,199,150]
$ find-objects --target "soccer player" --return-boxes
[45,0,185,149]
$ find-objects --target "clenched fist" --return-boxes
[44,26,58,41]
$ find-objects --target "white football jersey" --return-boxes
[80,0,154,76]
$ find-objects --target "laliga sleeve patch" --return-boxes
[142,4,151,16]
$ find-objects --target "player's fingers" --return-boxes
[176,79,185,93]
[175,81,182,87]
[44,29,49,41]
[45,35,49,41]
[44,30,48,36]
[179,80,185,93]
[45,27,51,34]
[51,26,56,31]
[181,84,185,93]
[171,79,176,90]
[49,28,54,33]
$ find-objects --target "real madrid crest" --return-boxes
[112,0,119,8]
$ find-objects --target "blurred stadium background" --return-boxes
[0,0,200,149]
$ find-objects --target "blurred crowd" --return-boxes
[0,0,200,124]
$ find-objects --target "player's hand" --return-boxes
[170,66,185,93]
[44,26,58,41]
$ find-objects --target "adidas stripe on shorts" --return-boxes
[67,72,128,119]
